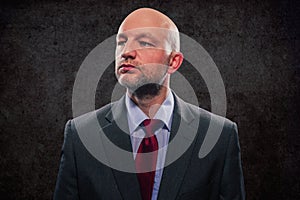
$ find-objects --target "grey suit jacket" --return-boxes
[54,93,245,200]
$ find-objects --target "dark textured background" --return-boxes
[1,0,299,199]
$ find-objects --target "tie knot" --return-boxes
[142,119,161,137]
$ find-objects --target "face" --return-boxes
[115,27,172,92]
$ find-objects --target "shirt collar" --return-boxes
[125,89,174,135]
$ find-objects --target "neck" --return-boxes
[128,85,169,118]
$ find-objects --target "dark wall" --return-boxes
[1,0,299,199]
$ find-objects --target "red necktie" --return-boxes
[135,119,159,200]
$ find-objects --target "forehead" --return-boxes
[117,27,170,40]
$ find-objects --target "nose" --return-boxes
[121,43,137,60]
[121,49,137,60]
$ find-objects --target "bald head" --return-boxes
[118,8,180,52]
[119,8,178,32]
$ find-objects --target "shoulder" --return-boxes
[178,98,239,157]
[175,94,236,131]
[67,100,120,132]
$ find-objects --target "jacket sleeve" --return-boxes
[220,122,246,200]
[53,120,80,200]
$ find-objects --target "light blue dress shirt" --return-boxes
[125,90,174,200]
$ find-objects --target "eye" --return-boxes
[139,41,154,47]
[117,41,126,46]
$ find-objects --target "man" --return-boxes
[54,8,245,200]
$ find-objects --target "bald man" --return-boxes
[54,8,245,200]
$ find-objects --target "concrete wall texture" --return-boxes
[0,0,299,199]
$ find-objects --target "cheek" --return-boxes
[115,48,121,59]
[140,50,169,64]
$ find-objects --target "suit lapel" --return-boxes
[102,96,142,200]
[158,94,200,200]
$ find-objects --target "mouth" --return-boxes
[118,64,136,74]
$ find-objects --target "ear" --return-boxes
[167,51,184,74]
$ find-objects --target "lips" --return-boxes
[119,64,136,73]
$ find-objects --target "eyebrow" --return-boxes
[117,32,159,43]
[117,33,127,40]
[136,33,156,41]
